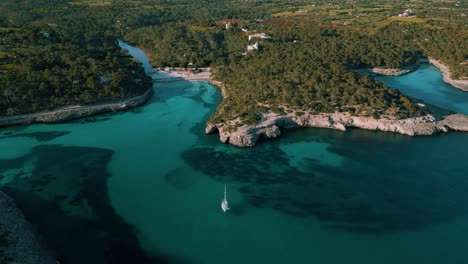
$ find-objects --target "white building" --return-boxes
[398,9,415,17]
[248,33,271,41]
[247,42,259,52]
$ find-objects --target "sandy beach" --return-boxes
[150,68,212,82]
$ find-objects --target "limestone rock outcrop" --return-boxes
[206,111,468,147]
[0,89,153,128]
[370,58,428,76]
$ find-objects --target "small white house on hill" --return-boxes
[247,42,259,52]
[248,33,271,41]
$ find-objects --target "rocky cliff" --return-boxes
[206,111,468,147]
[370,58,428,76]
[0,88,153,128]
[0,190,56,264]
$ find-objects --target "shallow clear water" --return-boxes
[375,64,468,114]
[1,47,468,264]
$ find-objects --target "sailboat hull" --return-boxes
[221,199,229,212]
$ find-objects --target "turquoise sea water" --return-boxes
[375,64,468,114]
[1,46,468,264]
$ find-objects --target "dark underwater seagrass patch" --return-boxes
[182,130,468,234]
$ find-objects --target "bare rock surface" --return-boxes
[370,58,427,76]
[206,111,468,147]
[0,88,153,128]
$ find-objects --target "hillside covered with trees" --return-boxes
[0,0,466,122]
[0,0,151,116]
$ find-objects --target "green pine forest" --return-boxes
[0,0,466,124]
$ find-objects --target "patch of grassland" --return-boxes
[69,0,113,7]
[271,11,309,17]
[0,28,20,32]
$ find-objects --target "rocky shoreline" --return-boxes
[370,58,428,76]
[206,110,468,147]
[0,88,153,128]
[0,190,56,264]
[205,58,468,147]
[428,58,468,91]
[370,58,468,91]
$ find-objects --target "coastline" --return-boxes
[205,110,468,147]
[151,68,227,97]
[204,60,468,147]
[5,42,464,145]
[144,59,468,148]
[150,68,212,82]
[428,57,468,91]
[0,190,56,264]
[0,39,157,129]
[0,88,153,128]
[369,58,468,91]
[370,58,428,76]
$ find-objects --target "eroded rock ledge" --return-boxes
[0,88,153,128]
[206,111,468,147]
[0,190,56,264]
[370,58,428,76]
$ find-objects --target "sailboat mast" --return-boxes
[224,185,227,200]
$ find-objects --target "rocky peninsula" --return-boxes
[206,109,468,147]
[0,190,56,264]
[205,58,468,147]
[0,88,153,128]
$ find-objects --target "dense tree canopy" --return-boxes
[0,0,152,116]
[0,0,466,120]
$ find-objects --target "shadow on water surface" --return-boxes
[76,116,113,123]
[0,131,69,142]
[183,128,468,235]
[0,144,190,264]
[0,124,30,135]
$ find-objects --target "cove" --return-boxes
[1,44,468,264]
[375,63,468,114]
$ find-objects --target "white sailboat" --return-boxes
[221,185,230,212]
